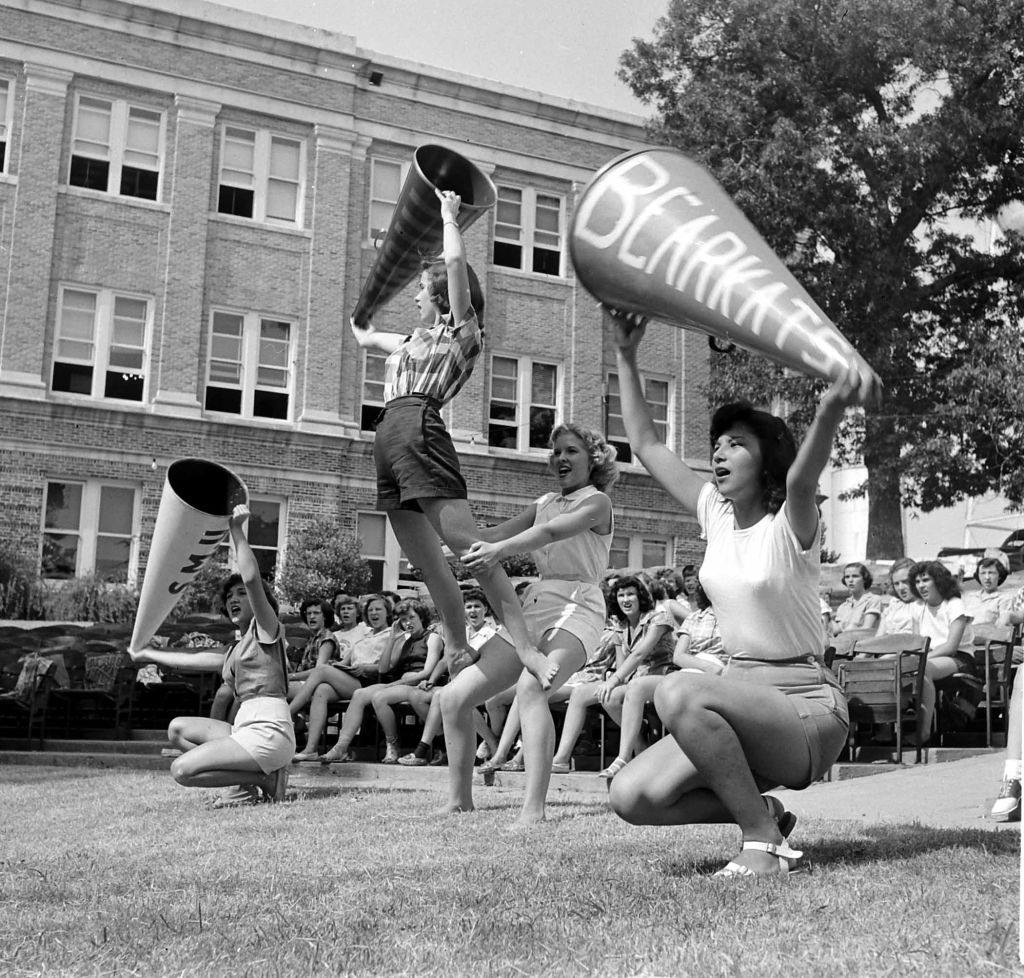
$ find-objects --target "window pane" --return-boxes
[357,512,387,557]
[488,423,518,449]
[42,533,79,579]
[69,155,110,191]
[256,366,288,388]
[369,201,395,239]
[95,536,131,582]
[269,137,300,179]
[124,107,161,169]
[119,166,159,200]
[252,389,288,419]
[112,297,147,342]
[52,362,93,394]
[642,539,667,569]
[222,127,255,184]
[45,482,82,531]
[59,290,97,342]
[532,247,561,276]
[213,311,244,336]
[209,361,241,385]
[205,386,243,414]
[528,406,555,449]
[260,319,290,342]
[372,160,402,202]
[531,362,557,405]
[217,185,254,218]
[0,81,7,141]
[609,535,630,570]
[98,485,134,535]
[247,500,280,548]
[493,241,523,269]
[266,180,297,221]
[74,97,111,156]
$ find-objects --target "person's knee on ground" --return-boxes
[168,717,191,750]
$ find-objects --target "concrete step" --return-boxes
[0,749,171,770]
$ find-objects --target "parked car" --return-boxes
[937,529,1024,577]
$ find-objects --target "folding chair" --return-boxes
[839,634,930,764]
[972,623,1020,747]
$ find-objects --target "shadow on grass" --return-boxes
[678,822,1019,876]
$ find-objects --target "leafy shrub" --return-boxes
[276,519,371,606]
[168,556,231,620]
[0,543,45,619]
[40,575,139,623]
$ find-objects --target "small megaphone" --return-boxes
[129,459,248,652]
[351,145,497,326]
[569,147,873,383]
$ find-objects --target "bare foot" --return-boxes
[445,646,480,679]
[437,803,475,816]
[518,647,558,690]
[511,810,545,830]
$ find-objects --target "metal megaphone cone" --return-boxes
[570,147,873,383]
[351,145,497,326]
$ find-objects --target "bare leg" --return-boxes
[439,635,523,812]
[516,630,586,825]
[170,735,276,792]
[420,498,557,689]
[320,686,379,760]
[551,682,603,767]
[484,685,517,743]
[289,665,359,715]
[168,716,233,752]
[611,671,815,875]
[613,675,665,764]
[297,684,342,756]
[371,686,418,744]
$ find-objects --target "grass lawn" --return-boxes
[1,765,1019,977]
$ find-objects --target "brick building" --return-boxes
[0,0,710,594]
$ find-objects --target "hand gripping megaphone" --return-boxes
[351,145,497,326]
[129,459,249,653]
[570,148,873,382]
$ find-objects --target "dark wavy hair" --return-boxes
[844,562,873,590]
[299,598,335,630]
[710,402,797,515]
[462,586,491,614]
[909,561,961,601]
[394,598,433,631]
[218,573,279,619]
[610,574,655,623]
[361,593,395,626]
[975,556,1009,586]
[421,259,485,327]
[694,582,712,612]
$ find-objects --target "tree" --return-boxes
[275,518,372,606]
[620,0,1024,557]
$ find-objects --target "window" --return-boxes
[492,185,564,276]
[51,287,150,401]
[68,96,163,201]
[204,310,292,420]
[0,78,10,173]
[215,498,283,581]
[488,355,560,452]
[605,372,671,464]
[42,480,138,582]
[217,126,304,225]
[357,511,411,592]
[609,534,672,571]
[360,349,387,431]
[368,157,407,242]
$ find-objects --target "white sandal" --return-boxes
[714,840,804,878]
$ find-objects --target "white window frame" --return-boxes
[609,533,673,572]
[217,125,305,226]
[367,156,409,243]
[51,285,152,403]
[203,309,295,422]
[40,479,140,584]
[605,370,674,466]
[68,94,165,200]
[360,348,388,430]
[357,511,409,592]
[487,354,562,454]
[0,77,12,175]
[492,185,566,277]
[215,496,285,581]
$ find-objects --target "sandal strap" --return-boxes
[742,840,804,860]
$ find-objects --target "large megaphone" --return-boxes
[129,459,248,652]
[351,144,497,326]
[570,148,873,382]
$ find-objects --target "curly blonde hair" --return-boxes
[547,422,619,493]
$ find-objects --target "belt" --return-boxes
[384,393,442,410]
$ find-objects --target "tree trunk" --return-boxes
[862,411,905,558]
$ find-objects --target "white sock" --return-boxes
[1003,759,1022,781]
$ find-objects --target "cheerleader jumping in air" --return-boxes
[129,505,294,807]
[441,422,618,824]
[350,188,554,690]
[606,308,880,877]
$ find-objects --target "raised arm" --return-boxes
[229,504,279,644]
[786,366,881,549]
[610,309,706,516]
[461,496,611,574]
[438,189,472,324]
[349,320,406,356]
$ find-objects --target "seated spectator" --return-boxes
[679,564,701,614]
[479,626,622,775]
[313,599,443,763]
[911,559,977,739]
[875,558,924,636]
[830,562,882,637]
[964,557,1012,626]
[819,596,832,653]
[549,575,674,773]
[332,593,370,658]
[286,593,395,754]
[287,599,338,694]
[652,567,691,626]
[599,585,723,781]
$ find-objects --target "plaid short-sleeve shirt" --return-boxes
[383,309,482,405]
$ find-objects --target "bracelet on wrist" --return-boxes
[443,220,458,227]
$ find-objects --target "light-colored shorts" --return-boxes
[720,657,849,789]
[521,579,606,658]
[230,696,296,774]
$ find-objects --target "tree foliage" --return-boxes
[275,518,372,606]
[620,0,1024,556]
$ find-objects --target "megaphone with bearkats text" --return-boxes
[569,147,873,382]
[351,144,497,327]
[128,459,248,653]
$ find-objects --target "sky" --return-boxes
[200,0,667,116]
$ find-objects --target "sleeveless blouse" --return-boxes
[530,485,612,582]
[223,620,289,702]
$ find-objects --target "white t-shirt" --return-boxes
[876,599,924,637]
[919,597,975,654]
[834,592,883,631]
[697,483,821,660]
[333,622,370,660]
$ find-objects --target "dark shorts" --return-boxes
[374,395,467,512]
